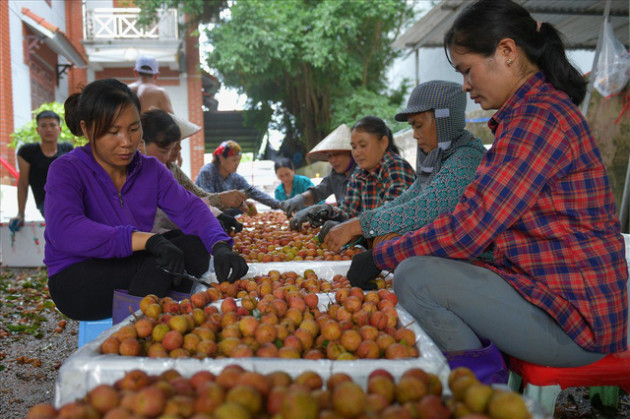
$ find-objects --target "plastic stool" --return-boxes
[507,350,630,415]
[78,318,113,348]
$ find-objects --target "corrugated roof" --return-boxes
[393,0,629,51]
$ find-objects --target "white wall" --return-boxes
[9,0,76,133]
[9,1,32,132]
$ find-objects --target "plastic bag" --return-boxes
[112,289,190,325]
[593,20,630,97]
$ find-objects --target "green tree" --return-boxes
[331,85,411,135]
[9,102,84,149]
[134,0,227,27]
[136,0,416,153]
[206,0,414,151]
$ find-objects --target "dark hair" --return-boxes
[137,70,155,78]
[274,157,295,172]
[36,110,61,124]
[140,109,181,147]
[351,116,399,154]
[444,0,586,105]
[64,78,141,140]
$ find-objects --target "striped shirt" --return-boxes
[373,72,628,353]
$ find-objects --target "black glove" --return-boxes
[213,242,249,283]
[281,195,306,217]
[270,199,283,210]
[289,207,309,231]
[347,249,380,290]
[300,204,331,228]
[146,234,185,275]
[318,220,339,242]
[217,213,243,234]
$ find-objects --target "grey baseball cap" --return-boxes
[395,80,467,145]
[395,80,466,122]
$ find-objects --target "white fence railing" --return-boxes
[84,8,178,41]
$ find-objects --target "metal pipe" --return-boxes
[415,49,419,86]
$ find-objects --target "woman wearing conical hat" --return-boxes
[282,124,357,229]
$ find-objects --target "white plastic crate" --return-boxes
[54,293,449,407]
[0,221,46,267]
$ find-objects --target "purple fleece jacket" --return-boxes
[44,144,231,276]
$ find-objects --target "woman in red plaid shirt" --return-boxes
[347,0,628,367]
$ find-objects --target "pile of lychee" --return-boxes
[100,286,418,360]
[204,269,392,302]
[28,365,530,418]
[231,211,363,262]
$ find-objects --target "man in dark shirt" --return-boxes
[9,111,73,230]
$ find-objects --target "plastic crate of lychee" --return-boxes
[36,365,545,418]
[100,288,418,361]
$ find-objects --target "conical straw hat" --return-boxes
[147,106,201,140]
[306,124,352,162]
[169,112,201,140]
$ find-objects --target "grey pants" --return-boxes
[394,256,607,367]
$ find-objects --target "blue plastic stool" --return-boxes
[78,318,113,348]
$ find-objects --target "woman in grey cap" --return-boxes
[324,80,486,251]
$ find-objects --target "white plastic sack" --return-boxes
[593,20,630,97]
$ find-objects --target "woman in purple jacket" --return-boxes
[44,79,248,320]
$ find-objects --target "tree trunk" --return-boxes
[362,21,382,87]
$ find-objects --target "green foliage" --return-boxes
[9,102,84,149]
[331,82,412,134]
[0,268,61,339]
[204,0,415,151]
[134,0,227,27]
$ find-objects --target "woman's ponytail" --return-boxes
[385,126,400,155]
[535,23,586,105]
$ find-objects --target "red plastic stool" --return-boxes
[507,350,630,415]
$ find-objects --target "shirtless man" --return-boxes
[128,56,174,113]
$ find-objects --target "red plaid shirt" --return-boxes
[331,150,415,220]
[374,72,628,353]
